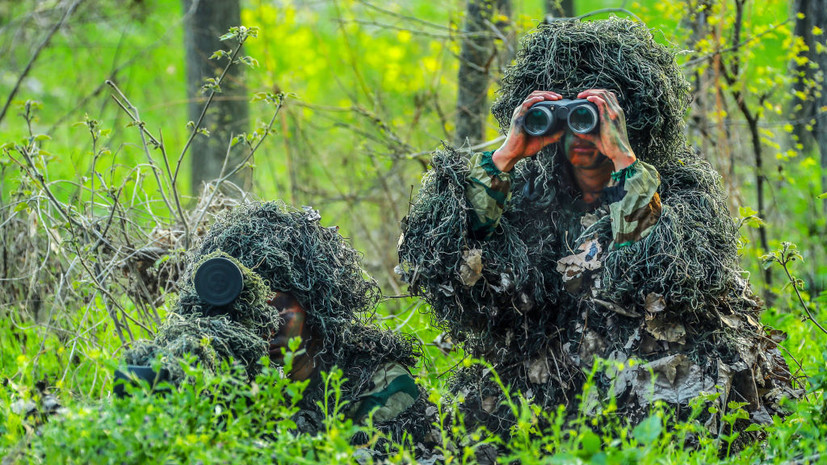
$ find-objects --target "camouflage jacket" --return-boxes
[346,362,419,423]
[466,150,662,247]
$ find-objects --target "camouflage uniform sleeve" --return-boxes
[465,150,513,239]
[604,160,662,247]
[347,362,420,423]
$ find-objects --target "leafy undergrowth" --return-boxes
[1,332,826,465]
[1,287,827,464]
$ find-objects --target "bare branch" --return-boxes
[0,0,84,125]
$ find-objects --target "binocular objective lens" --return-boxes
[524,107,553,136]
[568,105,598,134]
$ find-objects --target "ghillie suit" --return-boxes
[123,251,276,383]
[398,18,801,438]
[123,202,436,446]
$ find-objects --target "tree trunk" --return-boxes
[792,0,827,210]
[792,0,816,153]
[494,0,515,72]
[182,0,250,194]
[455,0,496,147]
[545,0,575,18]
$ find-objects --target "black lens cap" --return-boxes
[193,257,244,306]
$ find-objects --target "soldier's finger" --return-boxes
[585,95,617,121]
[577,89,601,99]
[603,90,624,114]
[519,95,546,112]
[579,89,617,108]
[528,90,562,99]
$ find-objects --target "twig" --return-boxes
[156,128,189,248]
[331,0,374,103]
[344,19,460,40]
[392,300,422,332]
[355,0,455,31]
[174,31,248,185]
[105,80,184,244]
[190,94,285,231]
[0,0,84,125]
[682,19,791,68]
[105,81,161,146]
[782,262,827,336]
[574,8,642,22]
[764,243,827,336]
[46,0,202,134]
[8,110,154,344]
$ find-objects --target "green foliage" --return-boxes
[4,357,346,464]
[1,326,826,464]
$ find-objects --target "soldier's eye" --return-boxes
[268,292,294,309]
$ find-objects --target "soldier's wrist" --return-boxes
[610,150,636,172]
[492,147,518,172]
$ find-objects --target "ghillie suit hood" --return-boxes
[124,202,434,444]
[398,18,800,438]
[123,251,276,383]
[194,202,381,360]
[491,18,691,167]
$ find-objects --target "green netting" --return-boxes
[398,18,800,437]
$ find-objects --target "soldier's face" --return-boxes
[562,130,605,169]
[267,292,315,380]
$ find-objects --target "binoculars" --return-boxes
[522,99,599,136]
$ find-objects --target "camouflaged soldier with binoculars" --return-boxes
[398,18,799,436]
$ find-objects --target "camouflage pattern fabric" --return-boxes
[467,153,662,246]
[466,151,512,239]
[348,362,420,423]
[606,161,662,247]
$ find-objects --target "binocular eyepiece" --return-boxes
[193,256,244,307]
[522,99,599,136]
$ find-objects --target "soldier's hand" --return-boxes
[492,90,565,172]
[576,89,636,171]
